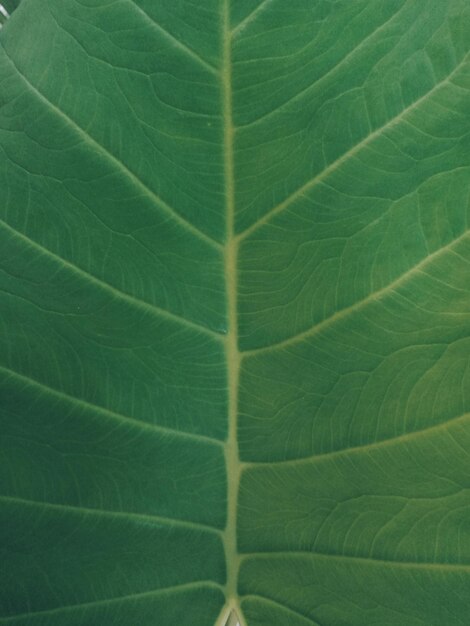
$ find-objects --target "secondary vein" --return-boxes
[0,363,224,447]
[237,53,469,241]
[241,229,470,356]
[0,581,223,623]
[1,44,221,251]
[0,495,222,535]
[0,218,224,341]
[126,0,219,74]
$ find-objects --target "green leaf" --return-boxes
[1,1,470,624]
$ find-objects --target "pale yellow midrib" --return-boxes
[221,0,243,623]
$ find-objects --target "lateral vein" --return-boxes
[126,0,219,74]
[238,53,469,240]
[240,595,322,626]
[0,218,224,340]
[241,410,470,468]
[1,44,221,250]
[239,551,470,571]
[242,229,470,356]
[0,495,222,535]
[0,581,223,623]
[0,363,224,447]
[231,0,274,38]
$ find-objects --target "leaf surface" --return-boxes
[1,1,470,624]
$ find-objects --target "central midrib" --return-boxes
[221,0,242,624]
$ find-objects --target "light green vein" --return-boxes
[0,218,224,340]
[241,410,470,468]
[240,551,470,572]
[0,363,224,447]
[0,3,9,21]
[231,0,274,38]
[221,0,244,620]
[0,581,224,623]
[0,495,222,535]
[241,229,470,356]
[1,44,222,250]
[238,53,469,240]
[235,0,407,127]
[240,595,321,626]
[126,0,218,74]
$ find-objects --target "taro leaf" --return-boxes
[1,1,470,625]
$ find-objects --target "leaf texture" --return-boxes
[1,1,470,624]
